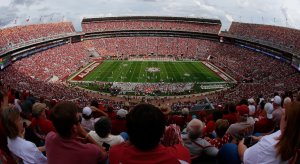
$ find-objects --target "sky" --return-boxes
[0,0,300,31]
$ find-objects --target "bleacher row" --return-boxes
[0,22,75,54]
[228,22,300,54]
[85,37,213,58]
[82,20,221,34]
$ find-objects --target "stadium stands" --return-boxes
[0,22,75,54]
[228,22,300,54]
[82,16,221,34]
[1,16,300,164]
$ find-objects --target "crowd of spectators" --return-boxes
[0,22,75,54]
[12,42,90,81]
[207,43,300,104]
[86,37,213,60]
[228,22,300,54]
[1,82,299,163]
[82,20,221,34]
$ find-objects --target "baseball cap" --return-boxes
[264,103,273,119]
[82,107,92,116]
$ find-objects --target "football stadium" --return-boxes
[0,1,300,164]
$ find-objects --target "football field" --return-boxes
[82,60,223,83]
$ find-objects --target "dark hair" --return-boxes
[1,106,20,139]
[215,119,229,138]
[226,102,236,114]
[213,110,223,122]
[50,101,79,138]
[239,99,248,106]
[82,113,92,120]
[95,117,112,138]
[90,99,99,108]
[126,103,166,151]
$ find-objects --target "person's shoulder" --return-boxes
[109,142,127,155]
[167,144,191,163]
[45,131,56,141]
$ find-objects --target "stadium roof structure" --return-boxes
[81,16,222,25]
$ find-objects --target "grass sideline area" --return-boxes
[82,60,223,83]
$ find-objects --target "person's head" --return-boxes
[1,106,24,139]
[160,105,171,116]
[32,102,47,118]
[236,105,249,122]
[181,108,189,116]
[283,97,292,109]
[126,103,166,151]
[50,101,80,139]
[90,99,99,108]
[273,96,282,108]
[94,117,112,138]
[116,108,128,119]
[226,102,237,114]
[186,119,205,140]
[276,101,300,161]
[264,102,274,119]
[82,106,92,120]
[215,119,230,138]
[248,98,255,105]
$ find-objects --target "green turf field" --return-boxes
[82,60,223,83]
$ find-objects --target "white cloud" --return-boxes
[0,0,300,30]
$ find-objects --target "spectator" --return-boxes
[248,98,256,116]
[223,103,238,124]
[1,106,47,164]
[45,101,107,164]
[205,119,231,149]
[226,105,255,143]
[29,102,56,145]
[111,108,128,135]
[272,95,284,130]
[81,106,100,132]
[254,102,275,134]
[88,116,125,151]
[238,101,300,163]
[161,124,183,147]
[182,119,218,158]
[109,103,190,163]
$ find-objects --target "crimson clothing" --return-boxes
[30,118,56,135]
[170,115,192,129]
[109,143,190,164]
[111,119,127,135]
[205,133,231,149]
[45,132,106,164]
[254,118,274,133]
[223,113,238,125]
[107,112,117,120]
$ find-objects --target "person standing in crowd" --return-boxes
[226,105,255,143]
[182,119,219,158]
[46,101,107,164]
[1,106,47,164]
[29,102,56,144]
[272,95,284,130]
[109,103,190,164]
[88,116,125,150]
[238,101,300,164]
